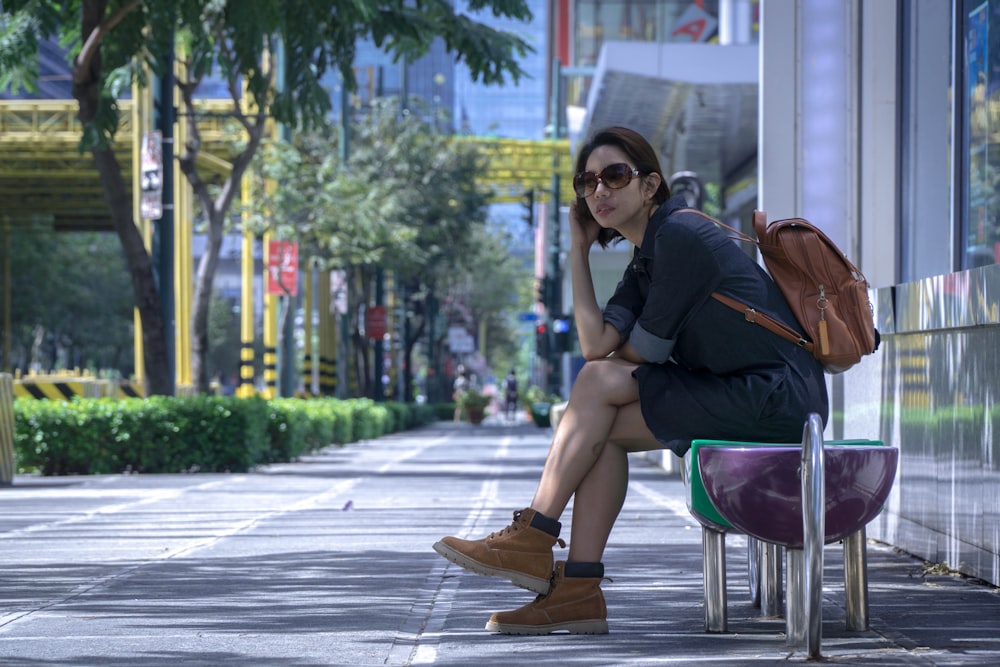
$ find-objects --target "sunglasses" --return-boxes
[573,163,641,198]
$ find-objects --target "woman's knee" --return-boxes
[570,358,639,402]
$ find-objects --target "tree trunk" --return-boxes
[74,1,171,396]
[189,208,224,393]
[177,78,264,395]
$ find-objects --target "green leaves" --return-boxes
[2,0,532,136]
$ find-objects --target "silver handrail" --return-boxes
[785,413,825,657]
[802,412,825,657]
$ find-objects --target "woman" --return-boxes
[433,126,828,635]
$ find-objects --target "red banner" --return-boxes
[267,240,298,296]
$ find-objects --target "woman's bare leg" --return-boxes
[529,358,659,539]
[567,401,657,561]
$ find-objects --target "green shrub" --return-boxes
[12,395,438,477]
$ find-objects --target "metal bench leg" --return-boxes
[702,525,728,632]
[786,547,805,645]
[748,537,762,607]
[750,537,784,617]
[761,542,783,617]
[843,528,870,631]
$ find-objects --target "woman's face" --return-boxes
[581,145,650,231]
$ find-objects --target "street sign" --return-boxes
[517,312,539,322]
[140,131,163,220]
[266,240,298,296]
[366,305,387,340]
[447,326,475,353]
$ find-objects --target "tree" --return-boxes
[0,0,533,395]
[7,228,133,374]
[249,98,492,398]
[249,98,532,400]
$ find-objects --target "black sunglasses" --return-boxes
[573,163,641,198]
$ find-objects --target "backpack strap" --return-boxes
[711,292,814,352]
[676,208,758,246]
[675,208,814,352]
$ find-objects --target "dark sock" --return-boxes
[564,561,604,578]
[528,510,561,537]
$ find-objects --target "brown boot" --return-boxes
[485,561,608,635]
[433,508,564,594]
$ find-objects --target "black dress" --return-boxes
[602,196,829,456]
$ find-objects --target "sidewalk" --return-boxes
[0,417,998,666]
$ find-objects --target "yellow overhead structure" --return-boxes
[0,99,235,231]
[0,99,576,226]
[0,96,574,395]
[455,136,575,204]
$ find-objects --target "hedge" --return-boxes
[12,395,437,476]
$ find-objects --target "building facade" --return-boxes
[568,0,1000,586]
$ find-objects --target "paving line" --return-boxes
[387,435,512,666]
[0,436,450,632]
[0,478,241,539]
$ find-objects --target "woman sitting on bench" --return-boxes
[433,126,829,635]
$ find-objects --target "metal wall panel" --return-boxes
[844,269,1000,586]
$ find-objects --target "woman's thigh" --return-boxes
[571,358,660,452]
[607,401,661,452]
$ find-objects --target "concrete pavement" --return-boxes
[0,417,998,666]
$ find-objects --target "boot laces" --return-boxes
[486,510,566,547]
[486,509,526,539]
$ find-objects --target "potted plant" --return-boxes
[457,388,491,425]
[522,385,559,428]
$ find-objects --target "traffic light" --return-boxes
[535,276,547,306]
[522,189,535,227]
[535,322,550,358]
[552,317,571,353]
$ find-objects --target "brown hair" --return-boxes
[573,126,671,248]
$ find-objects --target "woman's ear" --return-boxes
[642,172,662,200]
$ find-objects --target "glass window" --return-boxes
[899,0,954,282]
[961,0,1000,269]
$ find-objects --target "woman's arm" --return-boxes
[610,340,646,364]
[568,202,627,360]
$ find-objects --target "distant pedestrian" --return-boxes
[503,369,519,420]
[452,366,469,423]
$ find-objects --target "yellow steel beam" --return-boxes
[0,99,237,232]
[0,98,578,228]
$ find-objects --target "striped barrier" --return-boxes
[0,373,15,485]
[13,377,106,400]
[118,380,145,398]
[11,375,146,400]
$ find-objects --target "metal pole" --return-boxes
[155,31,176,396]
[337,77,350,399]
[374,269,384,400]
[2,217,9,372]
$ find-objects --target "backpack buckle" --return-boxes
[743,308,758,323]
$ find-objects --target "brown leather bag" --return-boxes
[683,209,880,373]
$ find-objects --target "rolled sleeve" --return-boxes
[629,321,676,364]
[602,303,637,345]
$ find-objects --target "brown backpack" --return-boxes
[684,209,880,373]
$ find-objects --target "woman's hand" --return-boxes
[569,200,601,251]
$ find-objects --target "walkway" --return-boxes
[0,418,997,665]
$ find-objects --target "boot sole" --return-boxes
[484,619,609,635]
[432,540,550,594]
